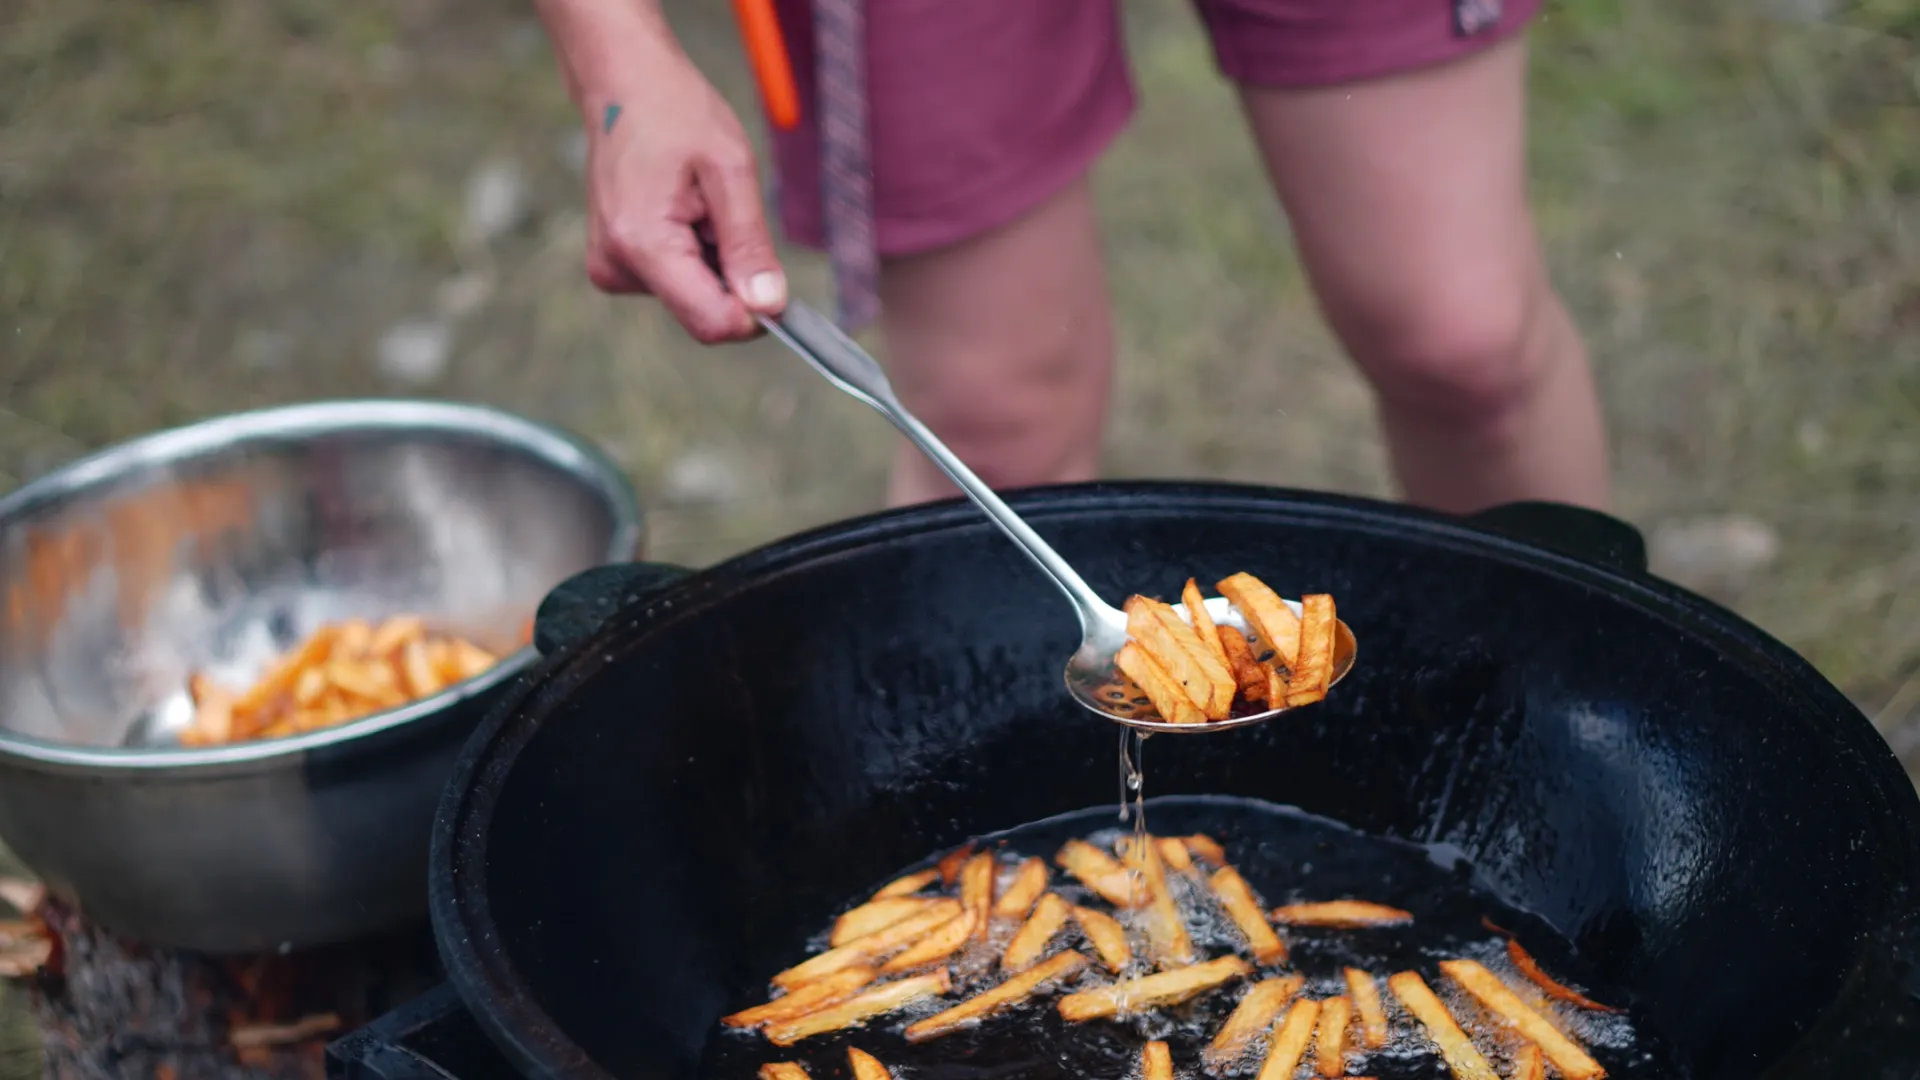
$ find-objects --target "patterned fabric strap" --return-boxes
[810,0,880,333]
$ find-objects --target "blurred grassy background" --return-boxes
[0,0,1916,1071]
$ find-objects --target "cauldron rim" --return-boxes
[427,480,1920,1080]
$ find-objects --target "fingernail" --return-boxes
[744,271,786,310]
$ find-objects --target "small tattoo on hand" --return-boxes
[602,103,623,134]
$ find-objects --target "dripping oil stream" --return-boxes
[1119,728,1150,896]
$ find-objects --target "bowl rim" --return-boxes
[0,398,643,770]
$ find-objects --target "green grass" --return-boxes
[0,0,1916,1068]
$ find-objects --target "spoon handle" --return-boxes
[696,236,1114,626]
[766,302,1117,627]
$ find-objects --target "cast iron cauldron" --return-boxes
[428,483,1920,1080]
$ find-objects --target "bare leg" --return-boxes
[1238,36,1610,514]
[878,177,1116,507]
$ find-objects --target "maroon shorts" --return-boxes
[767,0,1540,260]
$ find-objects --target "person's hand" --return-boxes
[583,57,788,343]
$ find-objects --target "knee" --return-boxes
[895,339,1106,489]
[1348,280,1556,435]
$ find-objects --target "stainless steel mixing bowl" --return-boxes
[0,401,642,953]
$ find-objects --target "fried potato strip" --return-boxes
[759,1063,810,1080]
[1204,976,1303,1069]
[1343,968,1390,1049]
[1116,642,1207,725]
[879,909,977,975]
[1056,839,1140,908]
[1438,959,1607,1080]
[1254,999,1320,1080]
[872,869,940,900]
[1215,573,1303,670]
[959,852,996,942]
[772,899,962,989]
[1142,1040,1174,1080]
[1388,971,1499,1080]
[1314,995,1350,1077]
[832,897,935,946]
[1002,893,1071,972]
[765,970,951,1047]
[1070,904,1132,973]
[1119,836,1196,968]
[1270,901,1413,929]
[723,965,878,1029]
[1126,595,1234,719]
[904,951,1089,1043]
[1283,594,1337,707]
[1058,956,1252,1022]
[1500,937,1623,1014]
[847,1048,892,1080]
[1207,866,1286,965]
[993,857,1049,919]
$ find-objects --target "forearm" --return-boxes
[533,0,691,125]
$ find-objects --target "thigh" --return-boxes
[769,0,1136,259]
[1235,33,1549,386]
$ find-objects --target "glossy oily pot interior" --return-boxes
[439,485,1920,1080]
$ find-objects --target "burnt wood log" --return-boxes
[8,895,438,1080]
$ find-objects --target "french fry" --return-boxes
[1119,835,1196,967]
[880,909,977,975]
[1058,956,1252,1022]
[1283,594,1338,707]
[959,852,996,942]
[1056,839,1140,908]
[993,857,1048,919]
[1155,835,1194,872]
[449,638,498,678]
[905,951,1088,1043]
[185,618,504,746]
[1204,976,1303,1069]
[399,638,443,699]
[1254,999,1321,1080]
[1215,573,1303,670]
[832,897,935,947]
[1179,578,1235,677]
[1142,1040,1174,1080]
[1387,971,1499,1080]
[765,970,951,1047]
[1438,959,1607,1080]
[1264,665,1290,707]
[1314,995,1351,1077]
[723,965,878,1029]
[1208,866,1287,965]
[1184,834,1229,868]
[1271,901,1413,929]
[1514,1045,1546,1080]
[1002,893,1071,972]
[1070,905,1131,973]
[847,1048,892,1080]
[759,1063,811,1080]
[1344,968,1389,1049]
[1501,938,1623,1014]
[368,615,426,656]
[1217,627,1270,704]
[873,869,941,900]
[937,843,977,885]
[1125,596,1235,719]
[1116,642,1207,725]
[185,675,235,744]
[772,899,963,989]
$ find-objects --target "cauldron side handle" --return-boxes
[532,562,695,656]
[1464,501,1649,576]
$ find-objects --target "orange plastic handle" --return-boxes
[731,0,801,131]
